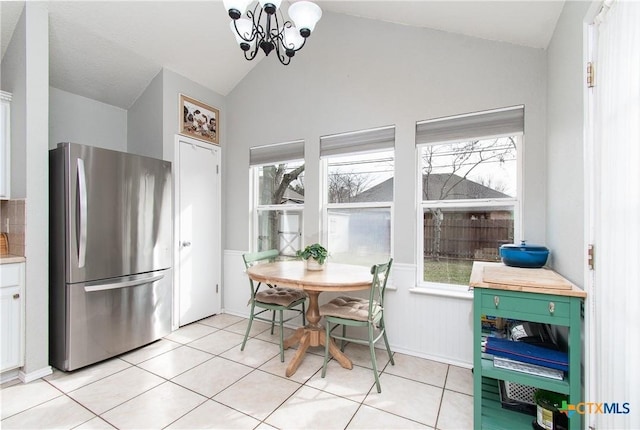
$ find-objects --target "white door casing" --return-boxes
[174,136,221,327]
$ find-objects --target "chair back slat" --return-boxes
[243,249,280,268]
[243,249,280,294]
[369,258,393,315]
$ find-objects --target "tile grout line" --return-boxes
[2,315,473,429]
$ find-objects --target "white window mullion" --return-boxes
[422,198,518,209]
[326,202,392,210]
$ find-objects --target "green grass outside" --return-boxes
[423,258,475,285]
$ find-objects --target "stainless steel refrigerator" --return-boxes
[49,142,173,371]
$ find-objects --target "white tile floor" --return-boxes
[1,314,473,429]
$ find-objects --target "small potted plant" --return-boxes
[297,243,328,271]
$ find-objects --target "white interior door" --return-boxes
[585,4,640,429]
[176,137,221,326]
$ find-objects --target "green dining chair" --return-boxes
[319,258,394,393]
[241,249,307,362]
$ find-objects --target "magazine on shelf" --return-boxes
[485,336,569,372]
[493,356,565,380]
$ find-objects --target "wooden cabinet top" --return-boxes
[469,261,587,298]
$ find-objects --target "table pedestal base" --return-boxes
[283,326,353,377]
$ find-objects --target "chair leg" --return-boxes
[278,309,285,362]
[369,323,382,393]
[381,319,394,365]
[321,320,331,378]
[340,325,346,352]
[271,310,276,335]
[241,303,255,351]
[302,302,306,326]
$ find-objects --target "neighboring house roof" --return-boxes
[352,174,510,202]
[282,188,304,204]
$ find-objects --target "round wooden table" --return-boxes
[246,260,373,377]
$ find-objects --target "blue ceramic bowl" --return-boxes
[499,241,549,268]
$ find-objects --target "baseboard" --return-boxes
[390,345,472,369]
[0,368,20,384]
[19,365,53,383]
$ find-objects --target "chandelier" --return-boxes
[223,0,322,65]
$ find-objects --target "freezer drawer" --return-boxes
[51,269,172,371]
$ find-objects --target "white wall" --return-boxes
[225,12,548,255]
[546,1,592,287]
[49,87,127,151]
[161,67,226,163]
[1,3,52,381]
[1,5,27,200]
[223,12,548,365]
[127,70,163,158]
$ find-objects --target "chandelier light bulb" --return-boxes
[223,0,251,19]
[288,1,322,37]
[258,0,282,15]
[283,26,305,50]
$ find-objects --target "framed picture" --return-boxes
[179,94,219,145]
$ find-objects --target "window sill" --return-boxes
[409,284,473,300]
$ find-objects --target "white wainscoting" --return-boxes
[222,250,251,317]
[222,251,473,368]
[384,263,473,368]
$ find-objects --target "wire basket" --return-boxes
[498,380,537,416]
[503,381,536,405]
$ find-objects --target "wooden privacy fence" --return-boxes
[424,219,513,260]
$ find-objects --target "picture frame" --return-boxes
[179,94,219,145]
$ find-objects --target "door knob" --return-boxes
[181,241,191,248]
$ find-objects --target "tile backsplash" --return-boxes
[0,199,26,256]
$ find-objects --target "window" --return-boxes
[250,141,305,256]
[416,106,523,288]
[321,126,395,266]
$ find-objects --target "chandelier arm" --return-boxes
[244,46,259,61]
[279,55,292,66]
[290,36,307,53]
[269,13,286,65]
[272,17,302,55]
[251,2,263,26]
[273,35,287,65]
[271,9,283,35]
[275,46,292,65]
[232,17,257,43]
[278,32,307,54]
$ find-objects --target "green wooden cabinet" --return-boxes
[471,262,586,430]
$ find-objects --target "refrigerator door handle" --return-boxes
[84,273,165,293]
[77,158,88,268]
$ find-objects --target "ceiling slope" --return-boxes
[1,1,564,109]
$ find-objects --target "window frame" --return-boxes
[415,133,523,292]
[250,154,305,256]
[320,147,395,266]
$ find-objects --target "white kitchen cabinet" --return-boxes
[1,262,25,372]
[1,91,12,199]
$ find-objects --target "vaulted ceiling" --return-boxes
[0,1,565,109]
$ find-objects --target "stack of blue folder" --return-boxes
[486,336,569,372]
